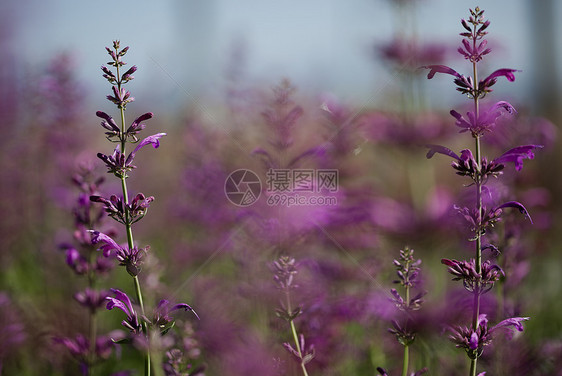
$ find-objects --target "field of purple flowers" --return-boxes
[1,3,562,376]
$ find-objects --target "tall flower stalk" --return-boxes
[423,8,539,376]
[89,40,195,376]
[55,165,116,376]
[378,248,427,376]
[272,256,314,376]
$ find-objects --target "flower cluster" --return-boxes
[90,193,154,226]
[379,248,427,375]
[272,256,315,374]
[423,8,535,374]
[441,258,503,294]
[54,164,118,374]
[390,247,425,312]
[90,40,196,375]
[449,314,529,359]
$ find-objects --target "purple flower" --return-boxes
[96,111,120,141]
[90,193,154,226]
[426,143,541,183]
[427,145,503,182]
[90,231,147,276]
[129,133,167,160]
[454,200,532,236]
[146,299,199,329]
[480,68,519,91]
[74,288,110,312]
[107,85,134,109]
[283,333,315,366]
[97,146,136,178]
[125,112,152,142]
[271,255,299,291]
[121,65,137,82]
[495,201,533,224]
[450,101,516,136]
[458,38,491,62]
[64,246,89,275]
[53,333,121,374]
[441,258,504,293]
[449,314,529,357]
[423,64,460,79]
[106,289,142,333]
[101,65,117,84]
[492,144,543,171]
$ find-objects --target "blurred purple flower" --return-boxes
[450,101,516,136]
[378,38,447,69]
[146,299,199,329]
[377,366,428,376]
[53,333,122,375]
[74,288,110,313]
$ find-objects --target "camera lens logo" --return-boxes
[224,169,261,207]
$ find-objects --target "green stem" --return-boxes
[286,292,309,376]
[116,51,150,376]
[471,54,482,376]
[470,358,477,376]
[401,345,409,376]
[402,267,410,376]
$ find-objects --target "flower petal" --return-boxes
[426,144,460,160]
[493,144,543,171]
[129,133,167,160]
[422,65,460,79]
[496,201,533,224]
[89,231,122,257]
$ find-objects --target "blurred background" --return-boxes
[1,0,561,375]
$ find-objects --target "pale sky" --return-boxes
[6,0,560,111]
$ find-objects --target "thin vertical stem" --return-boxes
[402,345,410,376]
[471,49,482,376]
[470,358,477,376]
[115,52,150,376]
[402,266,411,376]
[286,292,309,376]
